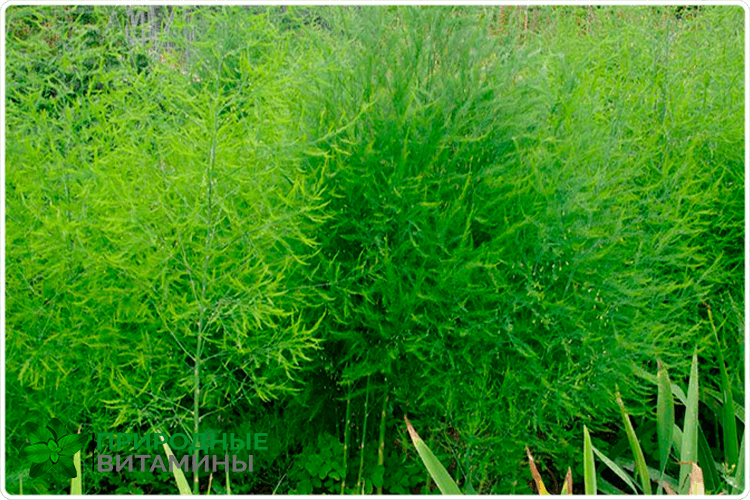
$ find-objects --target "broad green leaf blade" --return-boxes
[679,352,700,494]
[155,430,192,495]
[583,425,597,495]
[525,446,549,495]
[591,445,639,494]
[656,359,675,477]
[631,366,688,406]
[70,450,82,495]
[616,392,652,494]
[708,308,739,468]
[405,417,462,495]
[696,425,719,493]
[731,430,745,495]
[702,387,744,424]
[672,424,683,457]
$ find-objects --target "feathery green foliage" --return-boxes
[5,5,743,495]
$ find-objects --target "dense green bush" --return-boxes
[5,5,743,495]
[299,5,744,491]
[6,5,328,494]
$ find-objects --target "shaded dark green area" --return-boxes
[5,5,744,495]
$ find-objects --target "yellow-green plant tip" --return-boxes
[583,425,597,495]
[525,446,549,495]
[405,416,462,495]
[155,430,192,495]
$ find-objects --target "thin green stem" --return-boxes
[194,70,221,496]
[357,375,370,494]
[376,389,389,495]
[341,385,352,494]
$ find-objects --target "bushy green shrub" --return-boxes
[5,6,328,494]
[298,5,744,490]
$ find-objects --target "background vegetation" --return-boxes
[4,5,744,495]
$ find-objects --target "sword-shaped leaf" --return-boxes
[405,416,462,495]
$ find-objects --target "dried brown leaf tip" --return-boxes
[404,415,419,443]
[562,467,573,495]
[525,446,549,495]
[688,463,705,496]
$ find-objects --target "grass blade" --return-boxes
[405,416,462,495]
[707,305,739,468]
[696,425,720,493]
[679,352,699,494]
[525,446,549,494]
[731,429,745,495]
[155,430,193,495]
[583,425,597,495]
[591,445,639,494]
[616,391,652,494]
[619,459,681,491]
[702,387,745,424]
[656,358,675,492]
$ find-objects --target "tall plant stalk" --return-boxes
[193,71,221,496]
[341,384,352,494]
[356,375,370,494]
[376,390,389,495]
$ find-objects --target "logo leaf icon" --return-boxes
[55,455,78,479]
[22,418,87,479]
[23,443,54,464]
[24,422,54,445]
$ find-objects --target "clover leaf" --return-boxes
[22,418,87,479]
